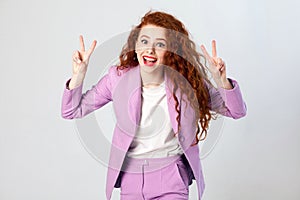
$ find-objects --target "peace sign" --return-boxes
[72,35,97,76]
[201,40,231,88]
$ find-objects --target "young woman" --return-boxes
[62,11,246,200]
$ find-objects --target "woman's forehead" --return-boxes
[139,24,166,39]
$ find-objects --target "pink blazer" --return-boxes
[61,65,247,199]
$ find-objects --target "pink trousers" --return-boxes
[119,154,193,200]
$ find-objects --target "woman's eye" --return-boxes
[141,39,148,44]
[156,42,166,48]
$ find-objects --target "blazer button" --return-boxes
[143,159,149,166]
[179,135,185,142]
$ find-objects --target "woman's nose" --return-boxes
[146,44,155,54]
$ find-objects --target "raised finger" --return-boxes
[79,35,85,52]
[212,40,217,58]
[201,45,212,62]
[87,40,97,56]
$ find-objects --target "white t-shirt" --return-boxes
[127,81,184,158]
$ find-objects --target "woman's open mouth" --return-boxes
[143,55,157,67]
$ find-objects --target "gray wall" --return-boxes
[0,0,299,199]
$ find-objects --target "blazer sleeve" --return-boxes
[61,67,114,119]
[206,78,247,119]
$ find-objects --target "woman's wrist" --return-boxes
[216,78,233,90]
[68,73,85,90]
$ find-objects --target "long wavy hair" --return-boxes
[117,10,215,144]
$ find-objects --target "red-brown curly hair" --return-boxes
[117,10,215,144]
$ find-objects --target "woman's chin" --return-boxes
[140,63,162,73]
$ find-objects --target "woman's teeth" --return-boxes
[142,56,157,67]
[143,56,157,62]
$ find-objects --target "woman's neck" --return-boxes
[140,66,165,88]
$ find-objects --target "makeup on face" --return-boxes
[135,24,167,69]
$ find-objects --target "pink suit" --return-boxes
[61,65,247,199]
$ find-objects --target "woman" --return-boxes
[62,11,246,200]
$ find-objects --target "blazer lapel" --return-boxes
[163,67,197,150]
[127,66,142,127]
[114,65,196,153]
[112,66,141,139]
[127,65,179,135]
[164,70,179,134]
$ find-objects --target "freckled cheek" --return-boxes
[135,43,144,54]
[157,50,166,63]
[135,48,143,60]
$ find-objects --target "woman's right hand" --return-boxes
[72,35,97,76]
[68,35,97,89]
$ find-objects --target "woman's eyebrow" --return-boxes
[140,35,150,38]
[140,35,166,41]
[156,38,166,41]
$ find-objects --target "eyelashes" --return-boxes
[156,42,166,48]
[140,39,166,48]
[141,39,147,44]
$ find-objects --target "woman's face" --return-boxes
[135,24,167,73]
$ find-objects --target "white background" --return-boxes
[0,0,299,199]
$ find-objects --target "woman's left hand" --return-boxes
[201,40,232,89]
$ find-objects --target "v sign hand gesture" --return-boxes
[72,35,97,75]
[201,40,233,89]
[68,35,97,90]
